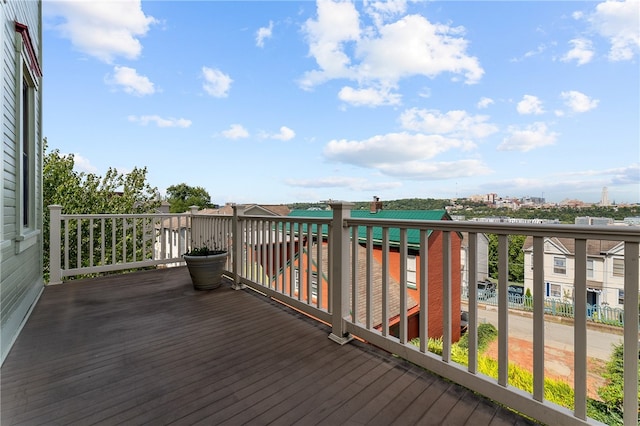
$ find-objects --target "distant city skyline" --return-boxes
[42,1,639,205]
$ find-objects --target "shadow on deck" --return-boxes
[1,267,539,425]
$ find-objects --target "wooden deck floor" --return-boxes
[1,267,539,425]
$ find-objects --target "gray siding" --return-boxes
[1,0,43,364]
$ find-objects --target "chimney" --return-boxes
[370,196,382,214]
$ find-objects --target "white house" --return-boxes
[522,236,632,307]
[1,0,44,364]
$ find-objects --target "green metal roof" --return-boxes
[287,209,451,248]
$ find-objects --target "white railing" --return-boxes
[48,205,193,283]
[48,203,640,426]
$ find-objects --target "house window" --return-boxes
[618,289,624,305]
[546,282,561,298]
[612,258,624,277]
[553,257,566,275]
[14,22,40,234]
[586,260,594,278]
[294,269,318,299]
[406,255,417,289]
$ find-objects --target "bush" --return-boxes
[457,323,498,353]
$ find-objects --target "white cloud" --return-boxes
[376,159,492,180]
[324,132,466,168]
[271,126,296,141]
[202,67,233,97]
[285,176,402,191]
[356,14,483,84]
[400,108,498,139]
[364,0,407,26]
[256,21,274,48]
[338,86,401,106]
[107,66,155,96]
[560,90,599,113]
[517,95,545,115]
[477,97,494,109]
[588,0,640,61]
[300,0,483,106]
[44,0,156,63]
[498,122,558,152]
[221,124,249,139]
[128,115,192,128]
[561,38,594,65]
[300,0,361,88]
[72,153,98,174]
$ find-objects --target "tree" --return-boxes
[43,140,159,279]
[487,234,526,283]
[166,183,214,213]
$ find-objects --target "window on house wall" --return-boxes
[15,22,41,235]
[546,282,561,298]
[618,289,624,305]
[22,78,30,227]
[406,255,417,289]
[553,257,566,274]
[586,259,594,278]
[612,258,624,277]
[294,269,318,299]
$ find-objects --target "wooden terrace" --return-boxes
[1,267,538,425]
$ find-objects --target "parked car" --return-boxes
[477,280,496,300]
[507,284,524,304]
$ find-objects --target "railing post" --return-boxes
[48,205,63,285]
[231,204,245,290]
[188,205,199,249]
[328,201,354,345]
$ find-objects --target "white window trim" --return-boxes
[13,24,40,252]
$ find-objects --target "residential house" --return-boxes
[1,0,43,364]
[522,236,634,307]
[284,208,462,341]
[199,202,290,217]
[277,241,421,338]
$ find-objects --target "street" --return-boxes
[463,303,623,361]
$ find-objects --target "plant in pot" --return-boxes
[183,243,228,290]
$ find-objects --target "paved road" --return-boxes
[462,302,623,361]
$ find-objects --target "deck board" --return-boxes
[1,267,539,425]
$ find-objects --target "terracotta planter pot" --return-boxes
[183,251,228,290]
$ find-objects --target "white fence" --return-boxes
[48,203,640,426]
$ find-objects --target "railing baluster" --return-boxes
[532,236,545,402]
[366,227,373,330]
[573,238,587,419]
[467,232,477,372]
[419,228,428,353]
[381,227,389,337]
[623,240,639,426]
[351,227,358,323]
[497,234,509,386]
[76,218,81,269]
[89,218,94,267]
[399,228,408,345]
[442,230,451,361]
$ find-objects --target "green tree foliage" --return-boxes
[487,234,526,283]
[166,183,214,213]
[43,140,159,279]
[594,343,640,422]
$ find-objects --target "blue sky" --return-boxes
[42,0,639,206]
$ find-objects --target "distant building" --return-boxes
[575,217,614,226]
[600,187,610,207]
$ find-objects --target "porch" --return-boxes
[5,202,638,425]
[0,266,535,425]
